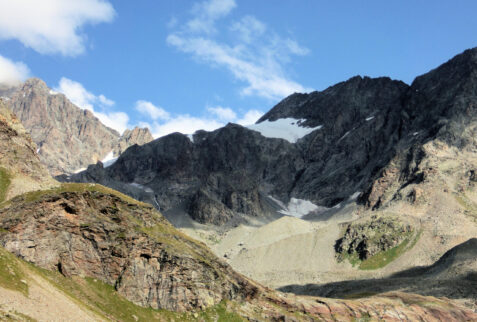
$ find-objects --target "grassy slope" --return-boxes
[1,183,210,260]
[0,167,11,204]
[0,183,246,321]
[0,245,244,322]
[341,229,422,270]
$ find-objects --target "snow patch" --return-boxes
[338,130,350,142]
[0,96,10,101]
[278,197,320,218]
[267,195,287,210]
[36,148,40,153]
[247,118,322,143]
[349,191,361,201]
[49,90,58,95]
[413,132,419,136]
[101,151,117,168]
[366,116,375,121]
[129,182,153,193]
[73,167,86,174]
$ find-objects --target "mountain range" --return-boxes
[1,48,477,320]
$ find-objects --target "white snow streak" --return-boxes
[366,116,375,121]
[129,182,153,193]
[101,151,117,168]
[269,197,321,218]
[247,118,322,143]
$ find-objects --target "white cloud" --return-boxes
[236,110,263,126]
[53,78,258,137]
[135,99,262,138]
[187,0,236,34]
[207,106,236,121]
[98,94,114,107]
[55,77,97,110]
[145,115,224,139]
[94,111,130,134]
[135,100,170,121]
[0,54,30,86]
[230,15,266,43]
[167,0,311,101]
[0,0,115,56]
[54,77,128,133]
[168,35,308,100]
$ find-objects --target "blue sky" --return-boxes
[0,0,476,136]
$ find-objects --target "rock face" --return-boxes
[65,47,477,225]
[360,47,477,209]
[4,78,153,175]
[69,126,303,224]
[0,184,258,312]
[0,99,57,201]
[115,126,154,155]
[335,216,413,261]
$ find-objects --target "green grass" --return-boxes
[0,167,11,204]
[9,183,151,207]
[359,235,412,270]
[29,261,244,321]
[198,302,245,322]
[455,193,477,222]
[0,183,248,320]
[343,292,377,299]
[339,229,422,270]
[340,252,361,267]
[0,247,28,296]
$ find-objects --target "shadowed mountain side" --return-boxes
[278,238,477,303]
[64,47,477,228]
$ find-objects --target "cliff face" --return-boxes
[0,183,258,312]
[65,48,477,225]
[4,78,153,175]
[0,99,57,202]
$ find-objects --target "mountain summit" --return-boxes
[66,48,477,227]
[2,78,153,175]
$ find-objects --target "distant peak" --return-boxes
[23,77,48,89]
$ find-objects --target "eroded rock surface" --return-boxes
[3,79,153,175]
[0,99,57,200]
[66,48,477,225]
[0,185,258,312]
[335,216,413,261]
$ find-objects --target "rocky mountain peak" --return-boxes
[22,77,49,90]
[60,47,477,227]
[2,78,153,175]
[257,75,408,128]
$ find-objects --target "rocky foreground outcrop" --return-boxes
[0,184,258,312]
[335,216,413,261]
[3,78,153,175]
[0,185,476,320]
